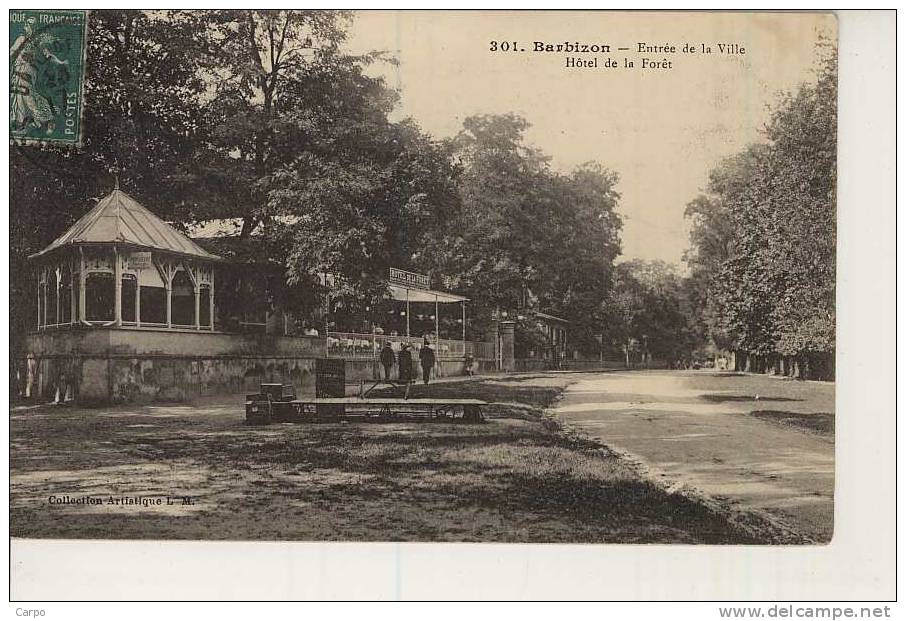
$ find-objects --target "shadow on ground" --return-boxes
[701,394,802,403]
[750,410,834,434]
[9,376,780,543]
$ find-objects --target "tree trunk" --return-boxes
[734,350,745,372]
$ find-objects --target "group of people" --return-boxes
[379,338,436,385]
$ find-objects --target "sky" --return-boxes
[344,11,835,266]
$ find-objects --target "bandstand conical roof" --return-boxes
[29,187,220,261]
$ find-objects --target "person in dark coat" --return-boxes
[398,344,413,383]
[379,342,396,380]
[419,338,436,385]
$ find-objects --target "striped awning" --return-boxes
[387,284,468,304]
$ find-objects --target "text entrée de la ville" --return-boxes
[488,40,747,70]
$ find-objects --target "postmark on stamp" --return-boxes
[9,9,88,146]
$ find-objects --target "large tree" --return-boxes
[183,10,355,235]
[683,145,767,353]
[683,43,837,378]
[265,118,462,323]
[437,114,553,318]
[427,114,622,344]
[179,10,464,323]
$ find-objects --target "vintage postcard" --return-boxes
[10,7,836,543]
[9,7,881,603]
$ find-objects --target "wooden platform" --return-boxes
[287,397,484,405]
[245,395,486,425]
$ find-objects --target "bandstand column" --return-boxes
[135,276,141,327]
[78,248,87,322]
[36,274,41,330]
[70,267,77,326]
[435,294,440,343]
[194,281,201,331]
[166,279,172,328]
[209,273,215,330]
[114,246,122,326]
[55,268,61,326]
[41,268,48,327]
[163,263,173,328]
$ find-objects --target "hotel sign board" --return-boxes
[389,267,430,290]
[127,251,153,270]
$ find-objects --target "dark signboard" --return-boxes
[388,267,430,290]
[315,359,346,418]
[315,358,345,398]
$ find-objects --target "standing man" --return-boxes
[379,342,396,381]
[398,344,413,384]
[419,337,436,385]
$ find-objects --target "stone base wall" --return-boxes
[514,358,631,372]
[514,358,550,372]
[20,328,498,403]
[22,354,320,403]
[343,357,497,385]
[26,327,326,358]
[562,359,633,371]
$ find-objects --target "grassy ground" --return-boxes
[685,372,835,435]
[11,373,765,543]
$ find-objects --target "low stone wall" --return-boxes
[515,358,630,372]
[22,353,320,403]
[20,328,497,403]
[514,358,550,372]
[27,327,326,358]
[344,357,497,384]
[562,359,631,371]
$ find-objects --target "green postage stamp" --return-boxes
[9,9,88,145]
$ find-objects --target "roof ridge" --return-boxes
[62,194,110,244]
[120,192,214,257]
[29,188,221,261]
[113,189,124,243]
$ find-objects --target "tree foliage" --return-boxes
[164,10,465,322]
[601,260,698,364]
[425,113,623,346]
[683,43,837,371]
[11,10,626,359]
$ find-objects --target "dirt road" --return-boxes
[553,370,835,542]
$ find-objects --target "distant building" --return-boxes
[513,311,572,371]
[534,311,570,359]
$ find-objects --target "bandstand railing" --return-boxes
[325,331,496,360]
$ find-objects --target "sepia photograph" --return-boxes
[6,7,895,606]
[9,7,838,544]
